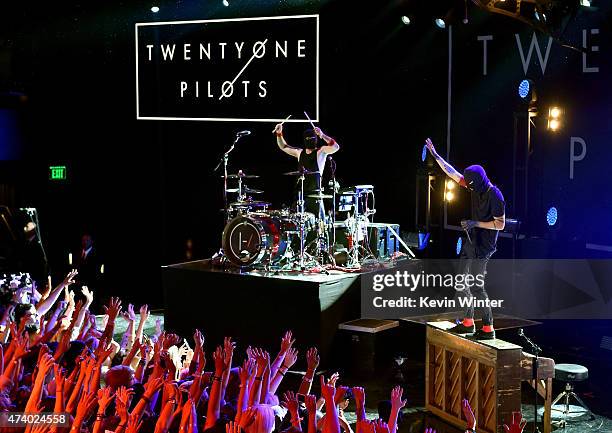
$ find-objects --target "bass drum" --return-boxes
[222,214,292,267]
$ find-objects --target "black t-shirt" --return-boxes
[469,185,505,256]
[298,149,321,192]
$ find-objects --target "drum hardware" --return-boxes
[226,187,264,194]
[282,168,319,176]
[223,172,260,179]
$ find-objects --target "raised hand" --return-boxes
[273,123,283,135]
[283,347,299,369]
[124,304,137,322]
[103,297,122,321]
[81,286,94,305]
[61,269,78,288]
[97,386,116,413]
[280,330,295,352]
[390,386,407,409]
[193,329,204,349]
[320,375,336,401]
[211,346,224,375]
[76,390,98,421]
[282,390,300,414]
[335,386,349,405]
[139,304,150,322]
[126,412,143,433]
[425,138,437,156]
[239,358,255,384]
[116,386,135,422]
[223,337,236,363]
[504,412,527,433]
[13,334,30,359]
[54,364,66,392]
[462,399,476,431]
[305,394,317,414]
[226,420,242,433]
[357,420,376,433]
[327,372,340,387]
[238,407,257,430]
[306,347,320,371]
[373,419,390,433]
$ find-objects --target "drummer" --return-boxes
[273,123,340,216]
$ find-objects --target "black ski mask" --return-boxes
[303,129,318,150]
[463,165,491,193]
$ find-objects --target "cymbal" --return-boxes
[230,200,271,208]
[283,169,319,176]
[306,193,333,199]
[226,187,264,194]
[223,173,260,179]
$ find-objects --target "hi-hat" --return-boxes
[230,200,271,208]
[306,193,333,199]
[224,173,260,179]
[226,187,264,194]
[283,169,319,176]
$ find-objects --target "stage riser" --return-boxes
[162,262,361,364]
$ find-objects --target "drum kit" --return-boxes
[217,167,379,271]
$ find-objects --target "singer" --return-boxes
[426,138,505,340]
[272,123,340,216]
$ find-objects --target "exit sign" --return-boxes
[49,165,67,180]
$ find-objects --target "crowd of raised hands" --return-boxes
[0,269,528,433]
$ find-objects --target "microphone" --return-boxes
[236,130,251,136]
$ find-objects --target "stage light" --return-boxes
[150,6,160,12]
[546,206,558,226]
[580,0,591,6]
[547,106,562,131]
[518,79,537,113]
[445,191,454,202]
[222,0,229,6]
[446,180,455,190]
[435,18,446,29]
[518,80,530,99]
[550,107,561,118]
[456,237,463,255]
[548,119,560,131]
[401,16,411,25]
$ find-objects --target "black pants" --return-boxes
[459,240,495,326]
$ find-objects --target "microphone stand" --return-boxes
[519,329,542,433]
[213,133,243,224]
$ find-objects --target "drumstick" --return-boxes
[303,111,317,130]
[272,114,292,132]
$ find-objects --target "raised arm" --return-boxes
[315,127,340,155]
[425,138,463,184]
[273,123,301,159]
[388,386,407,433]
[36,270,77,316]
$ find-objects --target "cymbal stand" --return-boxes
[297,173,306,271]
[329,156,337,265]
[346,192,361,268]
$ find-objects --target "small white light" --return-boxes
[151,6,160,12]
[222,0,229,6]
[401,16,411,25]
[445,191,455,202]
[446,180,456,190]
[550,107,561,118]
[435,18,446,29]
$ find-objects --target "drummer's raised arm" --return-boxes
[273,123,301,159]
[315,127,340,155]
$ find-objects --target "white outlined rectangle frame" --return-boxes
[135,14,320,122]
